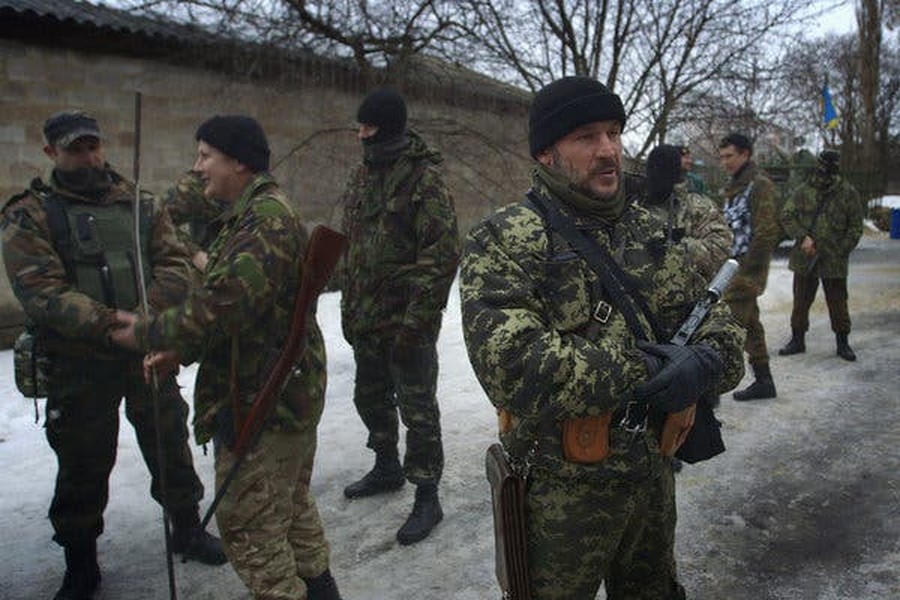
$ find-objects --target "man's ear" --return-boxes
[537,147,554,167]
[43,144,58,161]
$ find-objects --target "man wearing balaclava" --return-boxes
[459,76,745,599]
[338,88,460,545]
[778,149,863,361]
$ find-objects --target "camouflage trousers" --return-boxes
[790,274,851,334]
[45,356,203,547]
[214,403,330,600]
[726,295,770,369]
[351,335,443,484]
[526,466,685,600]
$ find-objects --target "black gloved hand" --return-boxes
[634,341,724,413]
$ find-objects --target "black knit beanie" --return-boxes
[356,88,407,143]
[195,115,270,173]
[645,144,684,203]
[529,76,626,158]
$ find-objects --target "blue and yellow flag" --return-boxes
[821,85,839,130]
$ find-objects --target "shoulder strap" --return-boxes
[40,192,77,282]
[525,190,661,342]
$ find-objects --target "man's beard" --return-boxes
[550,148,619,199]
[54,166,111,194]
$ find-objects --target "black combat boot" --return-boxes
[396,483,443,545]
[733,364,777,401]
[54,540,101,600]
[302,568,343,600]
[836,333,857,362]
[171,509,228,565]
[778,330,806,355]
[343,448,405,499]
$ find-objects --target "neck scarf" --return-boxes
[533,164,625,222]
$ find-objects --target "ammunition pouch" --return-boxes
[13,328,51,399]
[659,404,696,457]
[561,414,612,463]
[485,443,531,600]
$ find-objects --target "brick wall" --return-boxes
[0,39,532,345]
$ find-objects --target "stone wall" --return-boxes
[0,39,533,345]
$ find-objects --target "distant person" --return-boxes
[111,115,342,599]
[718,132,780,401]
[778,149,863,361]
[679,145,708,195]
[338,88,460,545]
[1,110,225,600]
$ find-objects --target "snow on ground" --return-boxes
[1,235,898,600]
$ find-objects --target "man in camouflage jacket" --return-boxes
[718,132,780,401]
[778,150,863,361]
[111,116,341,600]
[460,77,745,599]
[1,111,225,600]
[338,88,460,545]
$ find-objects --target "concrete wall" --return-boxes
[0,39,532,345]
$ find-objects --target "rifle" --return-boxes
[660,258,739,461]
[201,224,346,529]
[801,189,832,276]
[131,91,179,599]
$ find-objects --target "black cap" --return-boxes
[357,88,407,143]
[43,110,102,148]
[528,76,626,158]
[646,144,683,202]
[195,115,270,173]
[719,132,753,152]
[818,149,841,176]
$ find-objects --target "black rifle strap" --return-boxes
[41,192,77,283]
[807,185,833,236]
[525,190,659,343]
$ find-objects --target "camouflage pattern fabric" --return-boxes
[159,170,226,256]
[460,175,745,599]
[789,275,851,334]
[338,129,460,343]
[1,167,202,546]
[215,396,330,599]
[45,358,203,546]
[2,170,196,356]
[352,334,443,484]
[781,174,863,279]
[641,186,732,281]
[720,161,779,300]
[719,161,778,369]
[138,173,327,446]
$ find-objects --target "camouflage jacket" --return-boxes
[720,162,779,299]
[460,178,745,480]
[338,130,460,343]
[1,169,195,360]
[159,170,226,256]
[139,173,326,444]
[641,187,732,282]
[781,175,862,279]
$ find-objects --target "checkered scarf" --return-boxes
[723,181,754,258]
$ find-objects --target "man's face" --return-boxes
[718,144,751,177]
[358,123,378,141]
[43,136,104,171]
[539,120,623,199]
[680,150,692,172]
[193,141,246,202]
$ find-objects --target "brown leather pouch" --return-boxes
[485,443,531,600]
[659,404,697,457]
[561,414,612,463]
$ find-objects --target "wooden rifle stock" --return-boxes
[234,224,346,454]
[201,225,346,529]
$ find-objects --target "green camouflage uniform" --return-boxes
[137,172,331,599]
[642,186,733,281]
[460,173,745,599]
[1,168,204,547]
[338,130,460,484]
[721,162,779,369]
[159,170,226,256]
[781,174,863,334]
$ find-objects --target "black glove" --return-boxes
[634,341,723,412]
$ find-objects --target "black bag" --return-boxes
[674,392,725,463]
